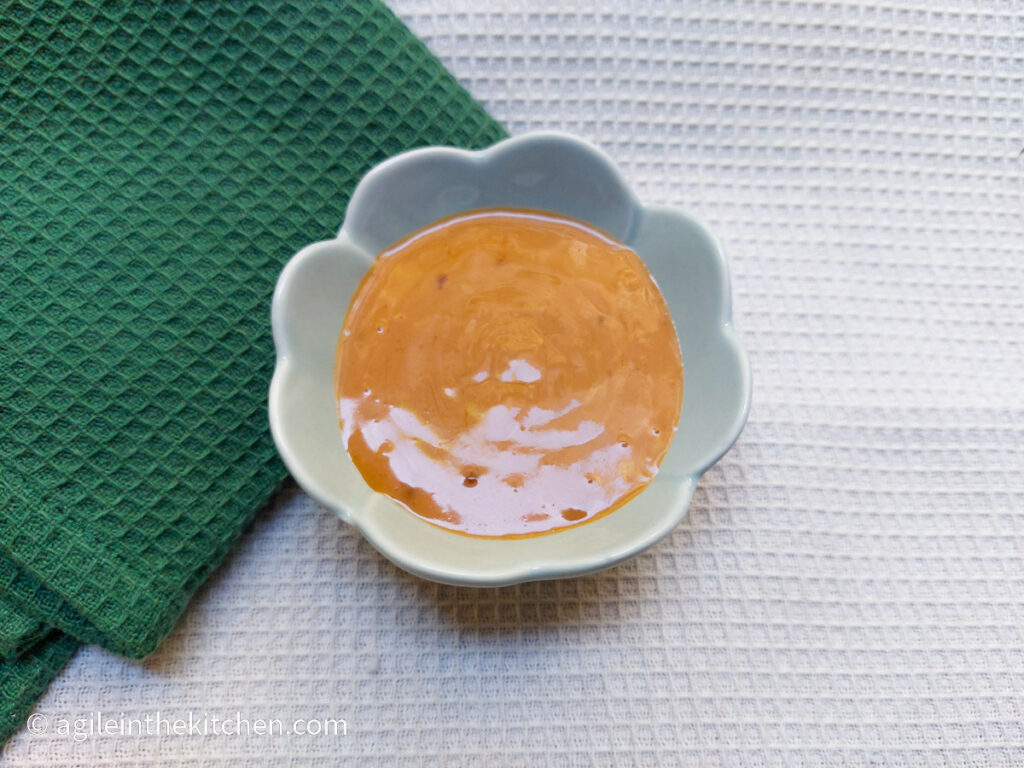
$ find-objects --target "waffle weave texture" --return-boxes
[4,0,1024,765]
[0,0,504,745]
[5,0,1023,765]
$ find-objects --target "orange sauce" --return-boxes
[334,210,683,537]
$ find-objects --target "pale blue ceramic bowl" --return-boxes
[270,132,750,586]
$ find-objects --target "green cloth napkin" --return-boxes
[0,0,504,744]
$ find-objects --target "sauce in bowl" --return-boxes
[335,210,683,537]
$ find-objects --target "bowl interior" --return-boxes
[270,137,749,585]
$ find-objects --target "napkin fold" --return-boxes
[0,599,45,660]
[1,633,79,743]
[0,0,504,744]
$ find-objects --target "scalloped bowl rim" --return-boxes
[269,131,751,586]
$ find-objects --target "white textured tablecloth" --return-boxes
[5,1,1024,765]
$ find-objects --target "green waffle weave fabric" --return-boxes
[0,0,505,744]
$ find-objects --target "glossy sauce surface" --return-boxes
[335,210,683,537]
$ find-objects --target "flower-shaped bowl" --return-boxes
[269,131,750,586]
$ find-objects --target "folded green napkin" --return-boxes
[0,0,504,744]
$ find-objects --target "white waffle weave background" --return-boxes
[4,1,1024,766]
